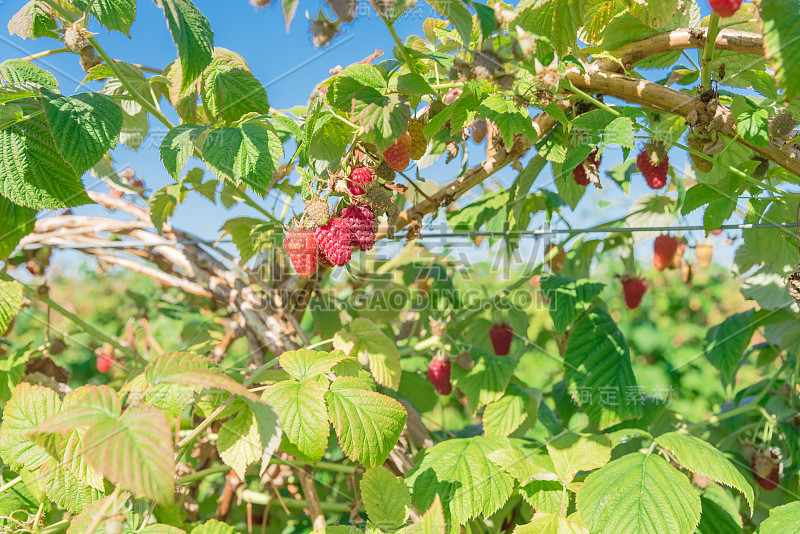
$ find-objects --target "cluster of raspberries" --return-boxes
[284,119,433,277]
[283,167,380,277]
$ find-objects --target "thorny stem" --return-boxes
[87,37,175,130]
[293,465,325,530]
[381,14,417,75]
[174,451,358,495]
[700,13,721,89]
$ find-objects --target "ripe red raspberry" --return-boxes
[428,356,452,395]
[383,133,412,172]
[751,449,780,491]
[620,275,647,310]
[347,167,374,196]
[489,323,513,356]
[653,235,678,272]
[97,353,114,373]
[283,228,318,277]
[573,149,601,187]
[637,150,669,189]
[708,0,743,18]
[340,204,376,251]
[407,119,427,160]
[315,218,351,266]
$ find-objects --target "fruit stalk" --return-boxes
[700,13,721,89]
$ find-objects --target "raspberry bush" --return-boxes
[1,0,800,533]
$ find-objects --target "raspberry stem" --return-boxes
[380,13,417,75]
[700,14,721,89]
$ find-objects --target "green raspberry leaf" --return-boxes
[154,0,214,90]
[145,351,259,403]
[326,377,406,467]
[761,0,800,101]
[758,501,800,534]
[262,379,329,463]
[361,467,411,529]
[479,94,538,147]
[0,59,58,91]
[655,432,753,515]
[280,348,349,381]
[42,90,123,175]
[0,107,92,209]
[452,353,516,414]
[83,405,175,504]
[406,436,515,526]
[564,307,642,429]
[577,453,701,534]
[0,275,23,335]
[217,398,281,479]
[201,123,283,197]
[160,124,205,178]
[69,0,136,35]
[333,318,402,390]
[0,383,62,471]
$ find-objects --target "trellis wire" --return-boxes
[17,221,797,251]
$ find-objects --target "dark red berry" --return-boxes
[573,164,590,186]
[428,357,452,395]
[637,150,669,190]
[489,323,514,356]
[751,449,780,491]
[315,218,352,266]
[620,275,648,310]
[283,229,318,277]
[347,167,374,196]
[340,204,376,252]
[653,235,678,272]
[572,149,601,187]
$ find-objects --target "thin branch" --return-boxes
[391,107,561,234]
[292,465,326,531]
[20,48,71,61]
[565,68,800,178]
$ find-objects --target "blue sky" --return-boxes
[0,0,737,269]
